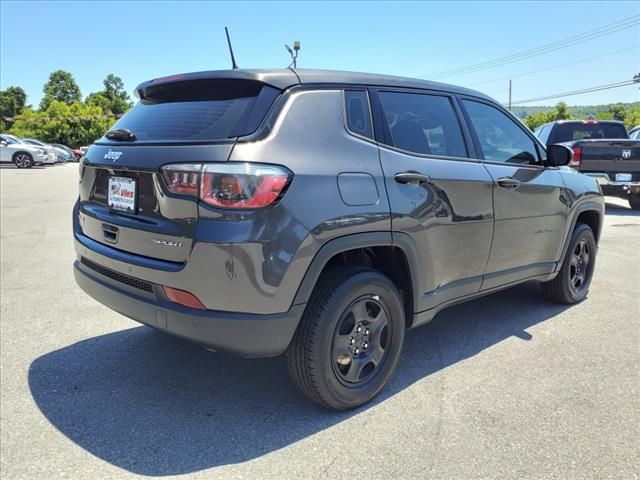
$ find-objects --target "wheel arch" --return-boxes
[292,232,421,328]
[12,150,34,161]
[557,200,604,271]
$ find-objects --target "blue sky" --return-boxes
[1,1,639,108]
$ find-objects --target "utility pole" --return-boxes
[508,79,512,111]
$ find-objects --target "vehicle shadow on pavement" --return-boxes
[29,282,569,476]
[0,164,48,170]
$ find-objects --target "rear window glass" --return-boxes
[553,123,628,142]
[111,99,253,141]
[107,79,276,141]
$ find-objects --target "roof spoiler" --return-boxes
[134,69,299,100]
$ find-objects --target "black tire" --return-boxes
[287,266,405,410]
[13,152,34,169]
[629,194,640,211]
[542,223,596,304]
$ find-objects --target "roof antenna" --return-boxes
[225,26,238,70]
[285,41,301,69]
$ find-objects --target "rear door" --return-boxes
[78,78,281,263]
[371,89,494,314]
[460,98,569,289]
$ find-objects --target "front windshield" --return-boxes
[4,135,22,144]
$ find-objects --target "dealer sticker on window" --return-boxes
[108,176,137,213]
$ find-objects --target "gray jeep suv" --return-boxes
[73,69,604,410]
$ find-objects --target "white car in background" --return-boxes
[21,138,60,164]
[0,134,52,168]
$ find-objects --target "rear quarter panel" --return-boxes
[219,89,391,311]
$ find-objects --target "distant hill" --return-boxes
[511,102,640,120]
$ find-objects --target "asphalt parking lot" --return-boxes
[1,163,638,479]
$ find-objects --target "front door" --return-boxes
[460,98,569,289]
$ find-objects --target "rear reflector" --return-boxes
[570,146,582,167]
[163,286,206,310]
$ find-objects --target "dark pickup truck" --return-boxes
[535,120,640,210]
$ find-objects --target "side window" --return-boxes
[344,90,373,140]
[378,91,467,158]
[463,100,540,164]
[536,124,551,144]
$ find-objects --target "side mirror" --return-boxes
[0,141,7,147]
[545,144,573,167]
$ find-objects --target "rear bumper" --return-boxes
[74,259,304,357]
[585,173,640,195]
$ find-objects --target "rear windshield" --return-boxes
[107,79,277,141]
[553,122,628,142]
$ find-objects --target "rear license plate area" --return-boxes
[108,176,137,213]
[615,173,632,182]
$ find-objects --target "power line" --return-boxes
[427,16,639,79]
[468,45,639,87]
[511,79,638,105]
[423,16,640,80]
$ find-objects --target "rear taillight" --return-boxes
[201,164,291,209]
[160,163,292,209]
[570,147,582,168]
[162,163,202,196]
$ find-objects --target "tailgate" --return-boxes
[579,140,640,174]
[76,76,283,263]
[78,144,234,263]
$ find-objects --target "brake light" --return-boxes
[570,146,582,167]
[151,74,185,84]
[160,163,292,209]
[163,286,206,310]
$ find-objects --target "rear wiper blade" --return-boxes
[106,128,136,141]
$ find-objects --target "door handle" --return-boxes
[497,177,521,190]
[394,172,431,186]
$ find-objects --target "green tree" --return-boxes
[523,102,575,130]
[0,86,27,130]
[85,91,111,111]
[523,111,554,130]
[554,102,572,120]
[86,74,132,115]
[0,86,27,117]
[10,100,113,147]
[40,70,82,110]
[625,106,640,130]
[606,103,626,122]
